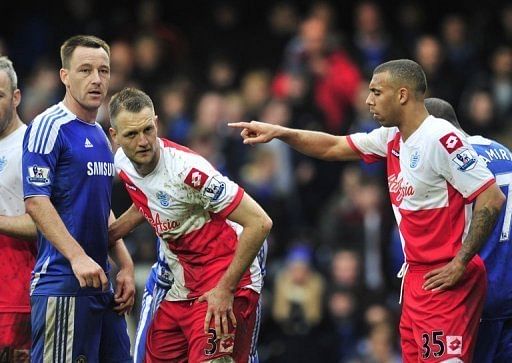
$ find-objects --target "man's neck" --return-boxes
[0,115,23,140]
[62,94,97,124]
[134,147,161,177]
[398,106,429,141]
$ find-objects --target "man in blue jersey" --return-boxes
[425,97,512,362]
[22,35,134,362]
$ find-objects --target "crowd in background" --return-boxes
[2,1,512,361]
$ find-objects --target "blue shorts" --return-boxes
[31,294,131,363]
[474,318,512,363]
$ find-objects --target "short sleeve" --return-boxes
[22,123,62,198]
[181,154,244,218]
[347,127,391,163]
[430,131,495,201]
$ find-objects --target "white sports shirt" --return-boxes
[0,124,26,216]
[347,116,495,266]
[115,138,263,301]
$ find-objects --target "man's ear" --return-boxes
[12,89,21,108]
[60,68,69,88]
[109,127,117,143]
[399,87,409,105]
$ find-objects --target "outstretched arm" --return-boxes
[25,196,109,290]
[198,193,272,336]
[423,182,505,290]
[228,121,360,161]
[0,213,37,240]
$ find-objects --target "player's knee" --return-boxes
[202,356,235,363]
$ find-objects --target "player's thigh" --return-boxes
[99,299,132,363]
[186,289,260,363]
[0,312,30,362]
[473,319,503,363]
[31,295,103,363]
[407,259,486,362]
[399,300,419,363]
[145,300,187,363]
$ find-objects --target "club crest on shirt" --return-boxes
[452,148,477,171]
[203,176,226,201]
[27,165,50,186]
[0,156,6,173]
[410,150,420,169]
[156,191,171,207]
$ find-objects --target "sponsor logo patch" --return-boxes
[452,148,477,171]
[184,168,208,190]
[446,335,462,355]
[203,176,226,201]
[27,165,50,186]
[440,132,463,153]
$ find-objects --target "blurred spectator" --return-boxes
[351,322,401,363]
[205,54,238,93]
[326,287,361,361]
[395,1,425,55]
[414,34,460,106]
[441,14,480,83]
[352,1,402,78]
[132,33,172,96]
[159,83,193,144]
[241,69,272,119]
[273,16,361,134]
[459,89,500,137]
[19,59,61,122]
[271,244,326,361]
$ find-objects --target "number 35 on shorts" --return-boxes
[421,330,463,359]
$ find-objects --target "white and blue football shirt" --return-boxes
[470,135,512,320]
[23,102,115,296]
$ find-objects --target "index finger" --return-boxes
[424,267,443,279]
[100,271,109,291]
[227,122,251,129]
[204,310,212,333]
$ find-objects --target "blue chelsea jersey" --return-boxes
[22,102,115,296]
[469,135,512,320]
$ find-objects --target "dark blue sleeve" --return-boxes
[22,123,62,198]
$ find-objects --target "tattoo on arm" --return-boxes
[457,206,500,265]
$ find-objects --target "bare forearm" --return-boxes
[456,205,501,265]
[0,213,37,240]
[108,211,134,271]
[25,197,84,261]
[217,224,269,291]
[108,204,145,243]
[278,127,349,161]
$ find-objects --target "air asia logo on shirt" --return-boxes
[439,132,463,153]
[156,191,171,207]
[452,148,477,171]
[27,165,50,186]
[388,173,415,203]
[0,156,6,173]
[185,168,209,190]
[203,176,226,201]
[446,335,462,355]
